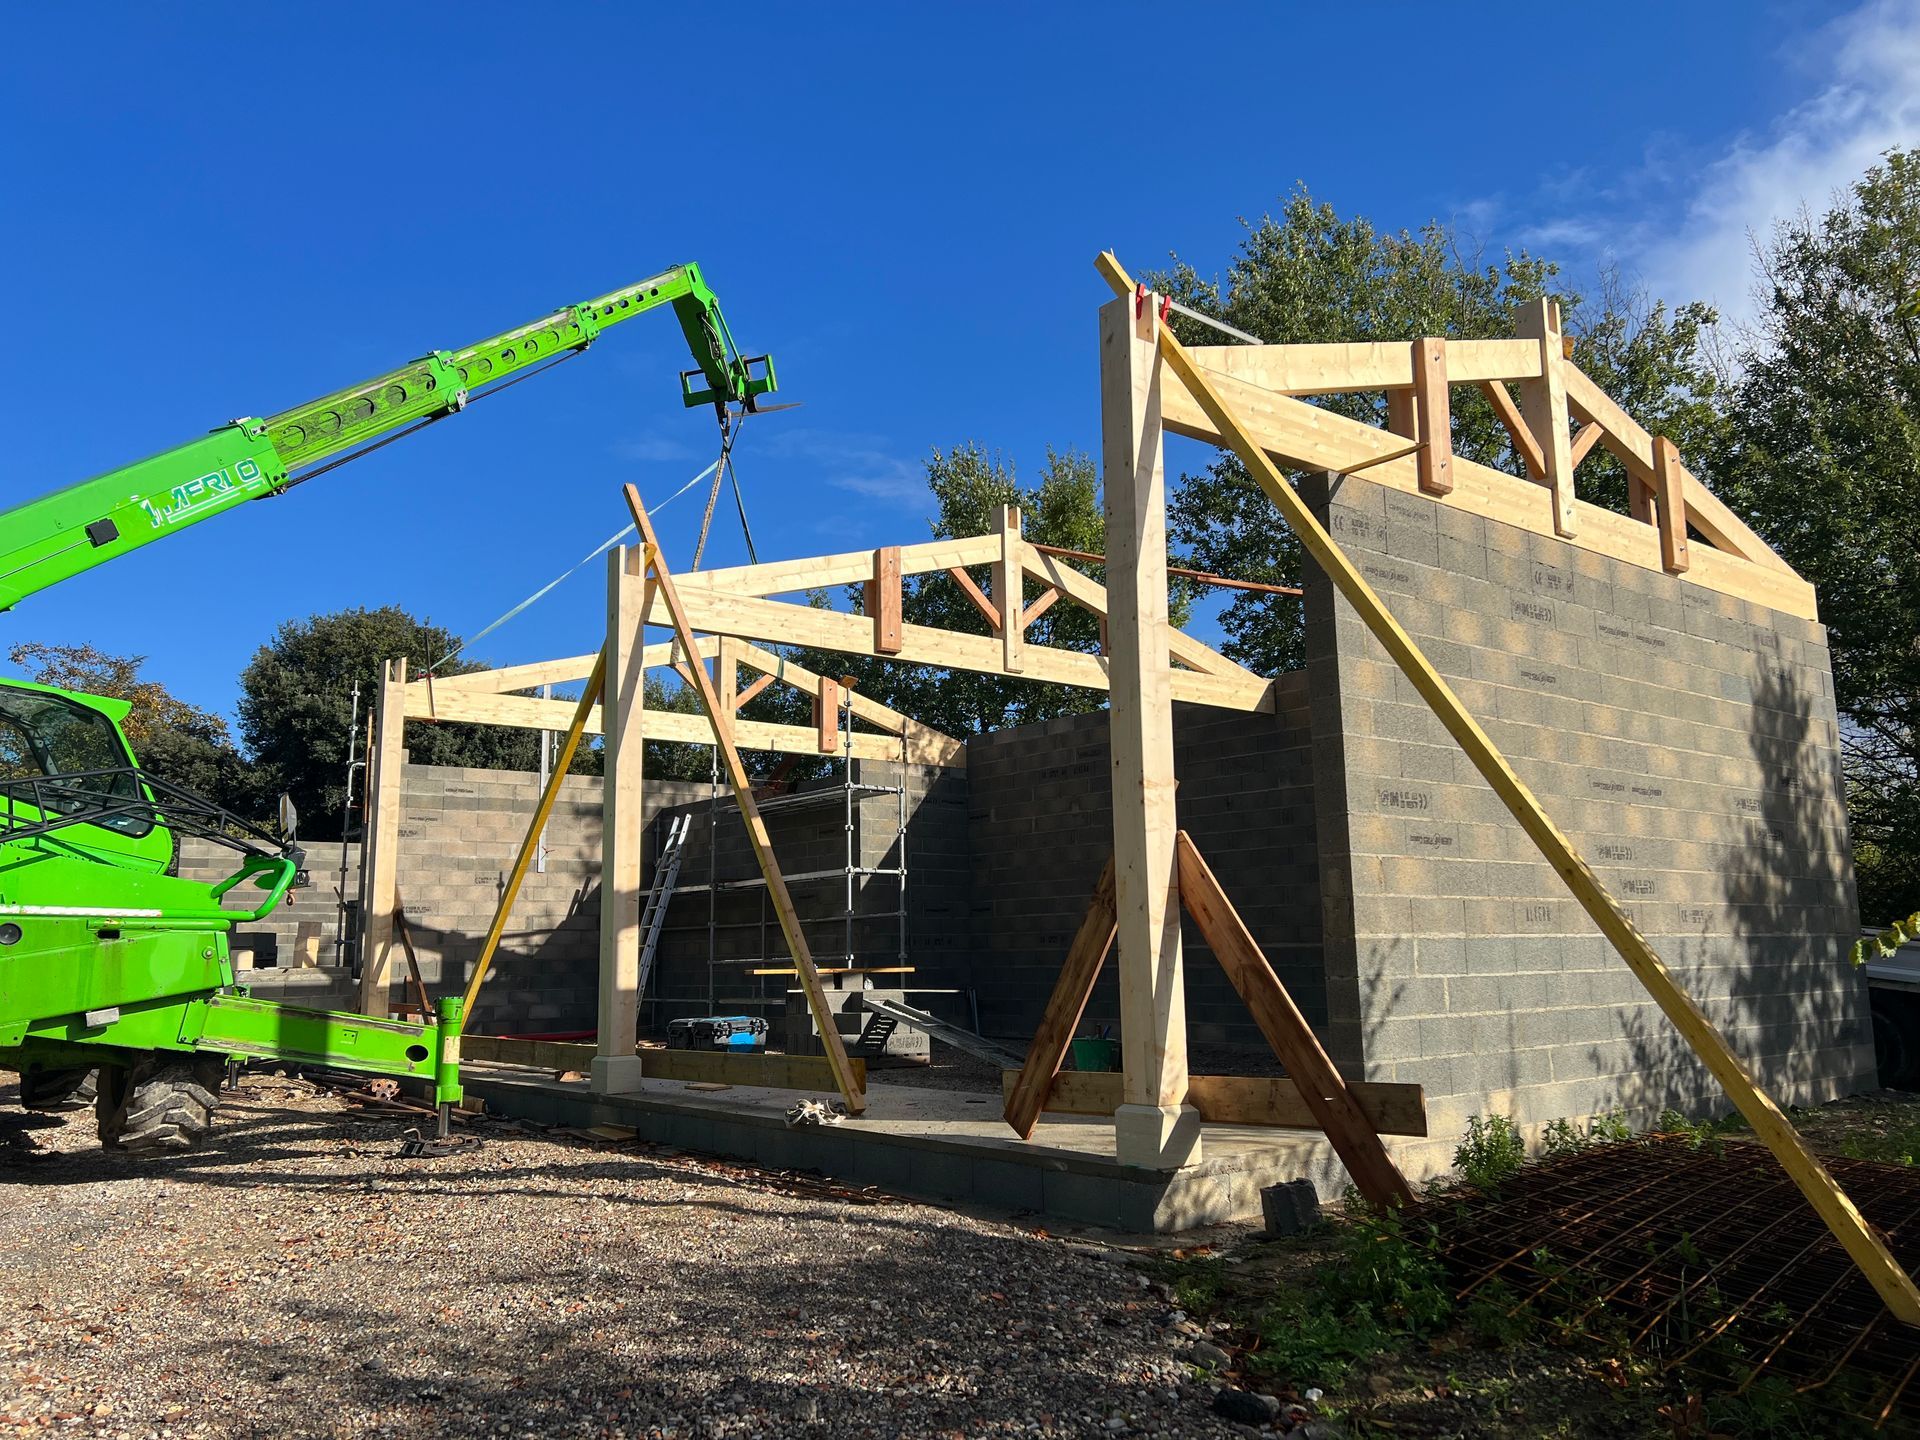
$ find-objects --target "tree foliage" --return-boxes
[1720,150,1920,918]
[236,606,588,842]
[8,642,254,812]
[1151,186,1723,675]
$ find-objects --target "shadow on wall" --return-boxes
[397,879,602,1038]
[1605,664,1869,1123]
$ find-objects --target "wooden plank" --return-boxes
[946,565,1001,628]
[1174,831,1414,1208]
[1183,338,1543,396]
[624,483,867,1117]
[1411,338,1452,496]
[1100,248,1920,1319]
[872,546,903,655]
[598,546,647,1065]
[1002,1070,1427,1136]
[655,586,1280,713]
[1003,857,1118,1140]
[463,1035,597,1071]
[676,534,1001,599]
[424,638,719,697]
[750,966,917,976]
[461,654,607,1014]
[1652,435,1692,575]
[1022,546,1265,683]
[390,890,434,1023]
[817,676,842,753]
[1516,299,1577,538]
[994,504,1024,675]
[1157,349,1818,620]
[1478,379,1545,479]
[640,1048,867,1092]
[1101,293,1193,1149]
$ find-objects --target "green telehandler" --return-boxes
[0,264,775,1151]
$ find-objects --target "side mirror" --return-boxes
[278,793,299,845]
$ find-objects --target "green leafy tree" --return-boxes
[1719,150,1920,919]
[1152,186,1723,675]
[7,642,255,812]
[237,606,594,842]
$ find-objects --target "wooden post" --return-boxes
[1175,833,1414,1208]
[1003,858,1117,1139]
[716,637,739,714]
[594,545,648,1092]
[1096,248,1920,1324]
[357,658,407,1016]
[1099,290,1200,1170]
[993,504,1024,674]
[1384,385,1420,444]
[1516,298,1577,538]
[817,676,842,753]
[1651,435,1692,574]
[623,483,867,1115]
[1410,338,1452,496]
[872,546,903,655]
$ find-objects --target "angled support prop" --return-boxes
[1095,250,1920,1323]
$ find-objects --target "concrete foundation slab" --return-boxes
[462,1064,1342,1233]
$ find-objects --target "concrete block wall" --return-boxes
[963,682,1322,1054]
[1300,470,1872,1174]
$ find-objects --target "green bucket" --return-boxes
[1069,1036,1121,1072]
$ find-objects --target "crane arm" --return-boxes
[0,263,773,612]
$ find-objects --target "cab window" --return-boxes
[0,688,149,836]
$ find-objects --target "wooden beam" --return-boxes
[728,640,966,766]
[1652,435,1692,574]
[679,534,1001,600]
[1098,247,1920,1320]
[623,483,866,1116]
[1174,832,1414,1208]
[462,653,607,1015]
[1003,1069,1428,1136]
[1564,363,1796,575]
[994,504,1024,675]
[1628,473,1657,525]
[946,565,1001,629]
[1021,585,1062,630]
[715,637,738,716]
[1384,383,1420,443]
[734,671,776,711]
[424,638,719,697]
[1569,420,1604,469]
[1101,292,1195,1168]
[1516,298,1577,538]
[871,546,903,655]
[651,586,1278,713]
[597,546,646,1071]
[1020,547,1265,683]
[1003,857,1118,1140]
[403,686,962,765]
[1183,338,1544,396]
[1156,347,1818,619]
[1478,379,1545,480]
[463,1035,596,1071]
[1411,338,1452,496]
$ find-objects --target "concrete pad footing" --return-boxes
[1113,1102,1205,1170]
[589,1055,645,1094]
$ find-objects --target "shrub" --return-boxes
[1454,1114,1526,1189]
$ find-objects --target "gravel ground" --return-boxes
[0,1075,1284,1440]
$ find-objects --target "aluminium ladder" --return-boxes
[637,813,692,1001]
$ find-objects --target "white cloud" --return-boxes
[756,428,929,508]
[1639,0,1920,325]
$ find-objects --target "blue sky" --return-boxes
[2,2,1915,727]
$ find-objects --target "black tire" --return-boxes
[95,1056,222,1152]
[19,1065,97,1112]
